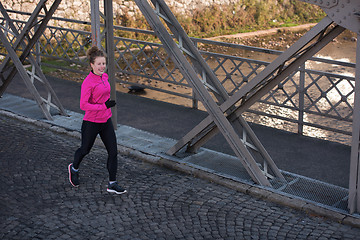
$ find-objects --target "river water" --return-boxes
[244,39,357,145]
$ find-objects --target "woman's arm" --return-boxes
[80,83,107,111]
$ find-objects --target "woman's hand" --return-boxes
[105,99,116,108]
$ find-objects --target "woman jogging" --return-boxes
[68,46,126,194]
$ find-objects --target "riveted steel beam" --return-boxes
[299,0,338,8]
[133,0,293,186]
[169,18,344,175]
[299,0,360,215]
[299,0,360,33]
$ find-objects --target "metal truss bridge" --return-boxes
[1,0,360,214]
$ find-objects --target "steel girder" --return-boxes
[134,0,289,187]
[171,18,344,155]
[0,0,66,120]
[132,0,351,197]
[298,0,360,214]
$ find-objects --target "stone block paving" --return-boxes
[1,114,360,240]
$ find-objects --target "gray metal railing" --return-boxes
[0,9,355,145]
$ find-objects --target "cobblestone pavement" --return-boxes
[1,115,360,240]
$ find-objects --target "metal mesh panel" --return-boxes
[39,26,90,64]
[303,71,354,120]
[186,154,350,212]
[203,52,268,96]
[271,172,349,211]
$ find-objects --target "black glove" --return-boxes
[105,99,116,108]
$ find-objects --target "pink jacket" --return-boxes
[80,71,112,123]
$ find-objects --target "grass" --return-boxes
[113,1,325,40]
[38,59,79,74]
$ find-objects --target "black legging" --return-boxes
[73,119,118,181]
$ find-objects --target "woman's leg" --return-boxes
[99,119,118,181]
[73,121,99,169]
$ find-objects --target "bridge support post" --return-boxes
[349,34,360,214]
[90,0,117,128]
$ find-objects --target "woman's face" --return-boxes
[90,56,106,76]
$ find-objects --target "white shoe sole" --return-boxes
[107,188,127,194]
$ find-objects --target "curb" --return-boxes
[1,109,360,228]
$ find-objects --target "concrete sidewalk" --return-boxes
[1,74,358,224]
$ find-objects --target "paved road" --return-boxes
[1,115,360,239]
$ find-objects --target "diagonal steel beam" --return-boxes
[150,0,280,166]
[0,0,62,92]
[0,29,54,120]
[198,24,345,149]
[169,17,343,158]
[0,1,66,115]
[147,0,286,182]
[0,0,50,75]
[149,0,226,100]
[134,0,289,186]
[0,0,66,120]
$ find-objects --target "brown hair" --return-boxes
[87,46,106,64]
